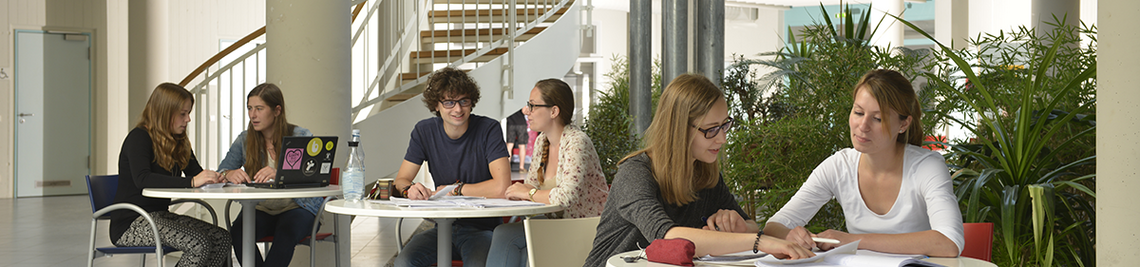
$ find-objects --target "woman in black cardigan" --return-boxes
[110,82,230,267]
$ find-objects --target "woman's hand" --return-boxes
[405,183,432,200]
[504,183,536,200]
[251,166,276,183]
[192,170,221,187]
[815,229,854,251]
[759,235,816,260]
[702,209,752,233]
[223,169,250,184]
[785,226,818,250]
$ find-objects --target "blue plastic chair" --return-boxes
[85,175,218,267]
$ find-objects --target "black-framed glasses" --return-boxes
[692,117,735,139]
[440,99,472,109]
[525,101,555,111]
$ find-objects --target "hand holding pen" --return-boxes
[702,209,752,233]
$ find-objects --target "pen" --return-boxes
[812,237,841,244]
[700,217,721,231]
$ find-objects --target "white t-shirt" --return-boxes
[767,145,965,253]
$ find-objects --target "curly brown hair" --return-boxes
[421,67,480,117]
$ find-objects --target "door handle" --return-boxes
[18,113,34,117]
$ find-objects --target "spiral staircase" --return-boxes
[179,0,581,177]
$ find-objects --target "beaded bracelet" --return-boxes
[753,229,765,253]
[452,182,465,196]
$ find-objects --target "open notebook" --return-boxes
[752,241,944,267]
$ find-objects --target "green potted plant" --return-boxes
[896,14,1096,267]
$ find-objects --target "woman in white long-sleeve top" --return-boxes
[763,69,965,257]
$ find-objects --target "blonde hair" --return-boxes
[620,74,723,206]
[853,69,924,146]
[243,83,297,177]
[135,83,195,171]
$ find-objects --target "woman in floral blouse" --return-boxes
[485,78,610,267]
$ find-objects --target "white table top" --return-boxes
[323,199,563,218]
[605,250,998,267]
[143,185,341,199]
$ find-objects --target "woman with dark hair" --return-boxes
[486,79,609,267]
[763,69,964,257]
[112,82,230,267]
[217,83,321,267]
[584,74,813,266]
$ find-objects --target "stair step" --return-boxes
[428,7,568,24]
[398,69,474,83]
[420,27,545,44]
[409,47,509,64]
[433,0,571,4]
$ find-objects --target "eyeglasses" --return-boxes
[439,99,472,109]
[525,101,555,111]
[692,117,735,139]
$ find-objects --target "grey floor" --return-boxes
[0,171,526,267]
[0,195,411,267]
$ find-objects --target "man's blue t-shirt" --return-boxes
[404,114,510,230]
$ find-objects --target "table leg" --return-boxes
[335,214,351,267]
[436,218,454,267]
[238,200,258,266]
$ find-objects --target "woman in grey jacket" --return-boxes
[217,83,322,267]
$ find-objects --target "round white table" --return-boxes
[143,186,341,266]
[605,250,999,267]
[324,199,563,267]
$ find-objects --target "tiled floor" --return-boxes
[0,171,525,267]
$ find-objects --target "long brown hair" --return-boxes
[620,74,723,206]
[135,83,195,171]
[243,83,297,176]
[853,69,924,146]
[535,78,575,179]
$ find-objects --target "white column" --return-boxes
[1099,0,1140,265]
[1032,0,1080,38]
[127,0,170,124]
[870,0,904,49]
[935,0,969,49]
[265,0,352,143]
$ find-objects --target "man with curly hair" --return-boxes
[392,67,511,267]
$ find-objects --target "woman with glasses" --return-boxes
[392,67,511,267]
[584,74,814,266]
[485,79,609,267]
[762,69,964,257]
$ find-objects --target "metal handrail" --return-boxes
[178,0,570,166]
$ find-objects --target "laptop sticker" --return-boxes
[303,158,318,176]
[283,148,304,170]
[307,137,323,157]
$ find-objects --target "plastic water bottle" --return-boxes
[343,129,365,202]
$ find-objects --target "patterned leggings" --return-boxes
[114,211,232,267]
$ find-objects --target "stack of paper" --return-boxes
[753,241,944,267]
[371,196,545,209]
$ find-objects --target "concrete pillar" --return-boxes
[1033,0,1080,38]
[1099,1,1140,265]
[695,0,724,87]
[629,0,652,135]
[127,0,170,124]
[935,0,969,50]
[662,0,687,87]
[265,0,352,140]
[870,0,904,49]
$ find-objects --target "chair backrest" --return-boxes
[86,175,119,215]
[524,216,600,267]
[961,222,994,262]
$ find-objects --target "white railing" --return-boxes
[179,0,574,168]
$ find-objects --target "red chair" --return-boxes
[961,222,993,261]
